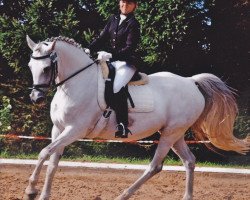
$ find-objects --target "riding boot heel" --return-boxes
[115,123,132,138]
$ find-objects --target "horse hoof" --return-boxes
[23,193,38,200]
[114,195,127,200]
[182,197,192,200]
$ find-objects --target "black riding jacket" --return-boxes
[88,13,140,64]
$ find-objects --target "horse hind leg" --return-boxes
[115,130,183,200]
[172,136,196,200]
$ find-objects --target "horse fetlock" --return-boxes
[25,186,38,196]
[25,181,38,194]
[23,193,38,200]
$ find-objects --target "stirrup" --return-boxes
[115,123,132,138]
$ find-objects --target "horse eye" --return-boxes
[43,66,50,73]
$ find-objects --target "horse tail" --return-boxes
[191,73,250,154]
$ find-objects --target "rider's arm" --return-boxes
[88,16,113,52]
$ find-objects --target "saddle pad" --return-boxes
[97,67,154,113]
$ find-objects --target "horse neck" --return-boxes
[55,41,98,96]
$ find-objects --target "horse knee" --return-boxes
[185,157,196,170]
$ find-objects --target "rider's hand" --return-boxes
[97,51,112,62]
[84,48,90,55]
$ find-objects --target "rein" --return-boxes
[30,51,97,91]
[54,60,97,88]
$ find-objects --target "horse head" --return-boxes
[26,35,56,104]
[27,35,98,104]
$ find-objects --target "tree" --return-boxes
[0,0,100,74]
[209,0,250,90]
[0,0,30,20]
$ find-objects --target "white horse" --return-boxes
[25,35,249,200]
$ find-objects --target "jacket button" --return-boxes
[114,32,116,34]
[113,39,115,41]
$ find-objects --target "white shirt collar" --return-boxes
[119,14,127,25]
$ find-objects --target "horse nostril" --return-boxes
[35,96,45,104]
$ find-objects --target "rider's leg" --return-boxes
[104,62,115,107]
[112,87,131,138]
[105,62,129,137]
[108,61,135,138]
[105,61,136,138]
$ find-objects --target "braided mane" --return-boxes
[45,36,84,51]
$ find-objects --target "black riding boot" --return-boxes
[112,87,132,138]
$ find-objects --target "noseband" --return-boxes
[30,51,97,92]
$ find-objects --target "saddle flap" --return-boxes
[97,66,154,113]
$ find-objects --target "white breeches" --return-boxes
[112,61,136,93]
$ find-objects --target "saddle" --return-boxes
[98,61,154,113]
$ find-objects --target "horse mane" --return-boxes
[45,36,84,51]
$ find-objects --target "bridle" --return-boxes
[30,51,58,92]
[30,51,97,92]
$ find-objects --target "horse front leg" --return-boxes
[38,148,64,200]
[24,152,45,200]
[172,136,196,200]
[115,135,174,200]
[39,126,64,200]
[24,126,61,200]
[24,126,84,200]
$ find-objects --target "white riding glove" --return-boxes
[84,48,90,55]
[97,51,112,62]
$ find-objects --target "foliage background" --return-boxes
[0,0,249,164]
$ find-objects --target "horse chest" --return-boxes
[50,96,75,124]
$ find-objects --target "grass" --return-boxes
[1,151,249,169]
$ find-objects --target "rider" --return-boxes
[85,0,140,138]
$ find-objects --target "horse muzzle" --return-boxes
[30,89,46,104]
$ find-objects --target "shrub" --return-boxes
[0,96,13,133]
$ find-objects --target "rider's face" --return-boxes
[119,0,137,15]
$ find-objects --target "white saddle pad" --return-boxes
[97,67,154,113]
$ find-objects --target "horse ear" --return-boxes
[26,35,36,50]
[48,40,56,51]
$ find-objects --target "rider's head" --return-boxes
[119,0,138,15]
